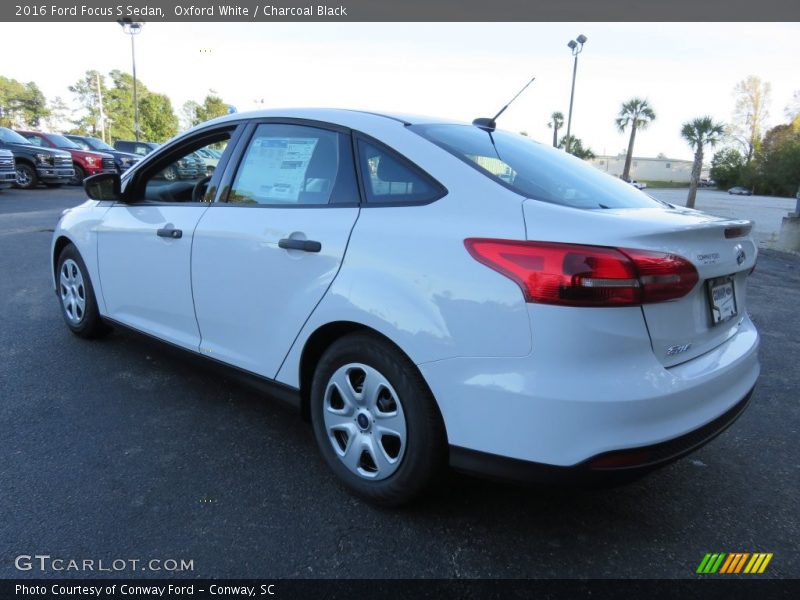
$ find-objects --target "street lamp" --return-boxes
[118,19,144,141]
[564,33,587,154]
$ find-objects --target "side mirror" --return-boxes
[84,172,121,201]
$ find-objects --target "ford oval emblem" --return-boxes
[735,245,746,266]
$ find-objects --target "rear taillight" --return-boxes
[464,239,699,307]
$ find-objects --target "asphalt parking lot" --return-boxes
[1,186,798,579]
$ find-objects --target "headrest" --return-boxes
[376,155,412,183]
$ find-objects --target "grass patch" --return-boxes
[640,180,691,189]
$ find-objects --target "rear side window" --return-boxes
[24,135,46,147]
[228,123,358,206]
[356,139,444,205]
[410,124,663,210]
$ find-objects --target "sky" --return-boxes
[0,22,797,161]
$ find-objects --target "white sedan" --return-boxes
[52,109,760,506]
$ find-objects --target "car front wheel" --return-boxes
[15,163,37,189]
[70,165,85,186]
[310,332,446,507]
[56,244,110,338]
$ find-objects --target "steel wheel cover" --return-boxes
[323,363,407,481]
[60,259,87,325]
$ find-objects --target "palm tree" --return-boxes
[681,116,726,209]
[547,112,564,148]
[558,134,596,160]
[615,98,656,181]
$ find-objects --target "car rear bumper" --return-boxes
[419,310,760,469]
[449,385,754,484]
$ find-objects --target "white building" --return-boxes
[589,154,696,183]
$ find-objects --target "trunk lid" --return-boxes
[522,202,757,367]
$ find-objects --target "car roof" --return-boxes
[198,108,465,131]
[17,130,67,138]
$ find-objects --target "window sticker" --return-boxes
[236,137,318,202]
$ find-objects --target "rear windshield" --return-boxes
[409,124,662,209]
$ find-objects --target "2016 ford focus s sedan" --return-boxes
[52,109,759,506]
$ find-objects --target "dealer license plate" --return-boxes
[707,276,737,325]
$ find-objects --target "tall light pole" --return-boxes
[564,34,587,154]
[118,19,144,141]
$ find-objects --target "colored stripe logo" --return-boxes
[697,552,773,574]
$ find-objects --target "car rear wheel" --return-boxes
[15,163,37,189]
[310,332,447,507]
[56,244,111,339]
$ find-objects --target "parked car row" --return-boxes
[0,127,145,190]
[18,130,117,187]
[0,127,74,189]
[113,139,219,180]
[65,135,141,176]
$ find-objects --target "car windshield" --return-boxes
[410,124,662,209]
[68,137,92,150]
[85,137,115,151]
[0,127,33,145]
[47,134,80,149]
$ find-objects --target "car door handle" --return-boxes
[278,238,321,253]
[157,227,183,239]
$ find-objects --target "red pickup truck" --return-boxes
[16,130,116,185]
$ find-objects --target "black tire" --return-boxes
[55,244,111,339]
[70,164,85,186]
[310,332,447,507]
[15,163,37,189]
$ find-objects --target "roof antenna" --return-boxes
[473,75,536,132]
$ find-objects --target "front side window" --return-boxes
[23,134,45,147]
[410,124,663,210]
[356,139,443,204]
[228,123,357,206]
[130,130,232,203]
